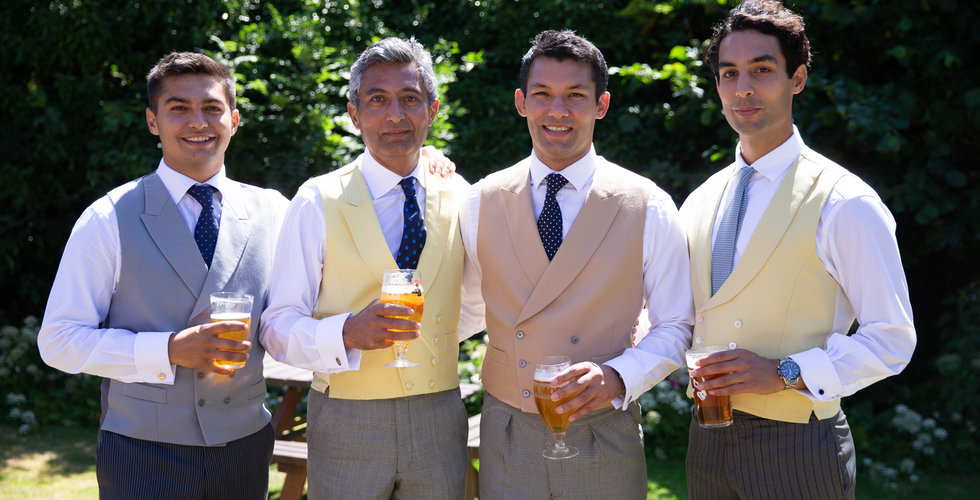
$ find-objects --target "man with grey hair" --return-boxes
[261,36,484,499]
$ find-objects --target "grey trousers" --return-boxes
[305,387,468,500]
[96,423,273,500]
[478,393,647,500]
[686,410,856,499]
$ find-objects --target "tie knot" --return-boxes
[545,173,568,197]
[399,177,416,196]
[737,166,755,187]
[187,184,216,207]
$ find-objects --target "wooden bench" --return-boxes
[272,440,308,500]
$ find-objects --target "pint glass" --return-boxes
[685,346,734,428]
[209,292,253,370]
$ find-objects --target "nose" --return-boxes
[385,100,406,122]
[735,74,754,99]
[188,107,208,129]
[547,97,569,119]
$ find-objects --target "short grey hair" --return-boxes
[348,36,438,109]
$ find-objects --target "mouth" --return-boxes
[382,129,412,138]
[732,106,761,118]
[182,135,216,145]
[542,124,572,137]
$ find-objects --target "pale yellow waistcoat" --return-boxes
[477,158,648,413]
[679,147,850,423]
[310,160,465,400]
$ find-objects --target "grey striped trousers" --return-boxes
[686,411,855,499]
[96,424,273,500]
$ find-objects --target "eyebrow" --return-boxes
[364,87,424,96]
[719,54,779,67]
[163,96,225,106]
[529,82,590,90]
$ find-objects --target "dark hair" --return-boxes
[519,30,608,103]
[704,0,811,79]
[146,52,235,112]
[348,37,437,109]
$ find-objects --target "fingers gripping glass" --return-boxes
[381,269,423,368]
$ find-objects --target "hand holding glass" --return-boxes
[686,346,734,428]
[533,356,579,459]
[209,292,253,370]
[380,269,423,368]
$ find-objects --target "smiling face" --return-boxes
[145,74,239,182]
[348,62,439,176]
[715,29,806,164]
[515,57,610,171]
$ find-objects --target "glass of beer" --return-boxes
[533,355,579,459]
[685,346,734,428]
[209,292,253,370]
[380,269,423,368]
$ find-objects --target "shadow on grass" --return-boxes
[0,423,97,477]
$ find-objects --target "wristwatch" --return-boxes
[777,358,801,390]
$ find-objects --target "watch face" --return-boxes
[780,359,801,380]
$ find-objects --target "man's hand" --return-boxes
[421,145,456,178]
[550,362,625,423]
[689,348,797,396]
[342,299,420,351]
[168,322,251,375]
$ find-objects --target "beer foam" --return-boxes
[381,284,418,295]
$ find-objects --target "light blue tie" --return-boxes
[710,166,755,296]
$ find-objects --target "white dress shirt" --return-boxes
[460,146,695,408]
[259,153,486,374]
[37,161,248,384]
[713,127,916,401]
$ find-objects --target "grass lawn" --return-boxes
[3,423,978,499]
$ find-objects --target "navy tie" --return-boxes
[396,177,426,269]
[537,173,568,261]
[187,184,219,268]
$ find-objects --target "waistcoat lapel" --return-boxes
[139,173,206,300]
[517,166,622,324]
[706,158,824,308]
[338,166,396,286]
[416,165,453,287]
[190,181,252,321]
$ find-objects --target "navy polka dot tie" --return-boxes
[187,184,219,268]
[537,173,568,261]
[396,177,426,269]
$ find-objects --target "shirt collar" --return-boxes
[733,125,805,182]
[359,152,425,200]
[529,145,596,192]
[156,159,228,205]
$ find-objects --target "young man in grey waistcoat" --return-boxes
[39,52,288,499]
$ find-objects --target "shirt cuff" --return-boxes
[314,313,360,372]
[602,358,637,410]
[791,348,843,401]
[135,331,176,384]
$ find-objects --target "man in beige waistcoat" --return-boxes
[460,30,694,499]
[260,37,483,499]
[679,1,916,498]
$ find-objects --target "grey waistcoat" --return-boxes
[102,172,283,446]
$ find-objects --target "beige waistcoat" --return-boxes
[477,158,648,413]
[310,161,464,399]
[679,147,850,423]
